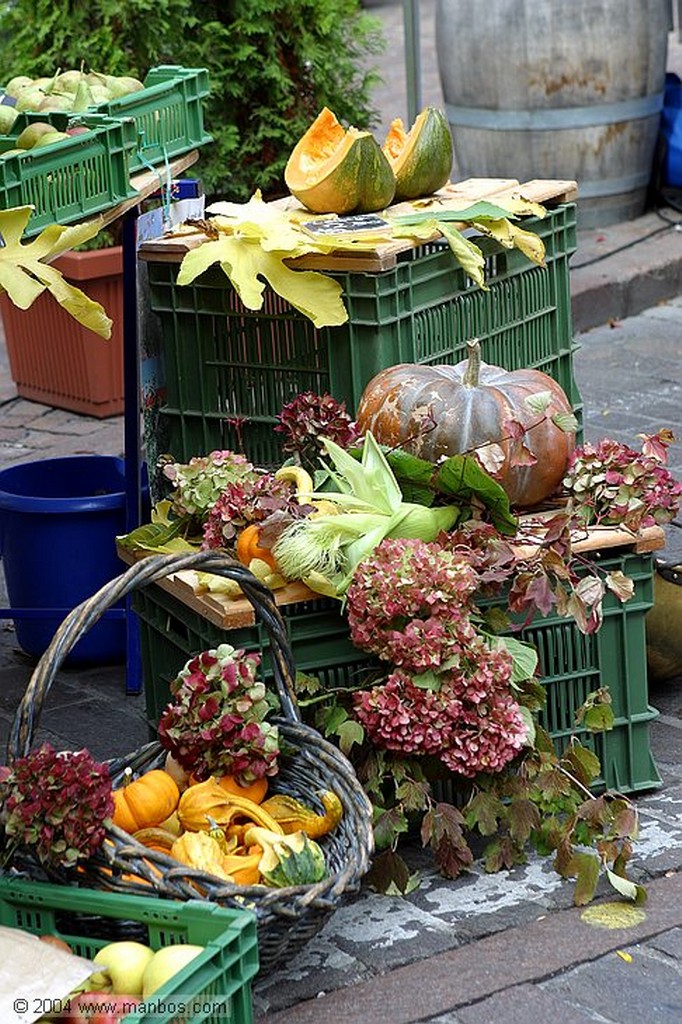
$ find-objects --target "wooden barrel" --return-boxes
[436,0,671,227]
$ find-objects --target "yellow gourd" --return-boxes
[132,827,177,854]
[261,790,343,838]
[177,777,284,835]
[170,831,262,885]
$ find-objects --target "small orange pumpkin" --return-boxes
[235,523,278,571]
[112,769,180,834]
[216,774,269,805]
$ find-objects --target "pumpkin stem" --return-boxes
[463,338,482,387]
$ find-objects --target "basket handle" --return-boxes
[8,551,301,764]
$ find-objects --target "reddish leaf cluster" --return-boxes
[275,391,361,468]
[0,743,113,867]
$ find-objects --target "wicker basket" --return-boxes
[5,550,375,974]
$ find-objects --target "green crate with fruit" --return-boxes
[2,64,211,174]
[0,111,138,236]
[0,877,258,1023]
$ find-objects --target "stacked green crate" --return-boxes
[144,204,579,467]
[133,547,660,795]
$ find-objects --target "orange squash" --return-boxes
[216,774,269,805]
[112,769,180,834]
[235,524,278,572]
[285,107,395,214]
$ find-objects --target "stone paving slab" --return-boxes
[258,872,682,1024]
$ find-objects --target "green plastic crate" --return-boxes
[0,878,258,1024]
[0,111,138,236]
[134,548,660,795]
[88,64,212,173]
[145,203,580,468]
[133,586,375,729]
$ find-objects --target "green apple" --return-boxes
[15,121,57,148]
[90,940,155,996]
[141,944,204,999]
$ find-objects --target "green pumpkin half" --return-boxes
[383,106,453,201]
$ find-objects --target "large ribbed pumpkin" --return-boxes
[356,340,576,508]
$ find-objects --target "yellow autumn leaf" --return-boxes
[494,197,547,219]
[178,233,347,328]
[437,221,488,290]
[0,206,112,338]
[506,222,547,266]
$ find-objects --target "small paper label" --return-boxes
[302,214,389,235]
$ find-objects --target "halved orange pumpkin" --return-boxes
[285,107,395,215]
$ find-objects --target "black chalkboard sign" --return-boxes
[302,214,389,235]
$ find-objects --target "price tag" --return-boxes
[302,213,389,235]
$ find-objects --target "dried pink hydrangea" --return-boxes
[563,431,682,531]
[202,472,306,547]
[0,743,114,867]
[353,652,527,779]
[346,536,479,671]
[158,644,279,784]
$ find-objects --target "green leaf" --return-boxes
[390,201,524,225]
[572,851,600,906]
[373,805,409,851]
[583,704,615,733]
[336,718,365,756]
[410,669,442,691]
[562,745,602,787]
[517,705,536,747]
[364,848,416,895]
[508,797,541,845]
[465,791,505,836]
[435,454,517,534]
[488,634,538,683]
[396,777,431,813]
[116,518,190,553]
[524,390,553,415]
[552,409,579,433]
[320,703,349,738]
[438,221,488,291]
[605,868,647,905]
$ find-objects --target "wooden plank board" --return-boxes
[137,176,578,272]
[118,522,664,631]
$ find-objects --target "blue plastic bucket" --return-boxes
[0,455,143,664]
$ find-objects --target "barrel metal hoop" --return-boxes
[576,170,654,198]
[445,92,664,131]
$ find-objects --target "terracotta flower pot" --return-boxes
[0,246,124,418]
